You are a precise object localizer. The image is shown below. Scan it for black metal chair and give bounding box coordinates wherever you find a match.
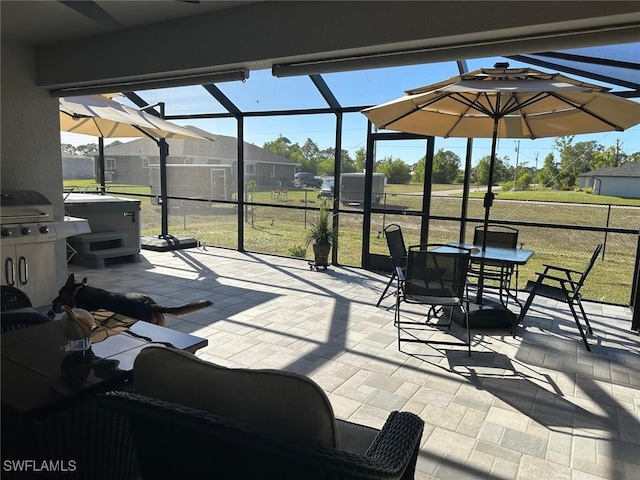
[466,225,519,306]
[376,224,408,307]
[395,244,472,356]
[0,285,49,333]
[516,243,603,351]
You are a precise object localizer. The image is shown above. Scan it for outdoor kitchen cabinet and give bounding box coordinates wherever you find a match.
[2,236,56,308]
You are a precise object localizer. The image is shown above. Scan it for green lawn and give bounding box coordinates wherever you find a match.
[470,187,640,206]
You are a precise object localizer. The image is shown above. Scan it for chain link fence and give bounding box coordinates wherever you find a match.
[64,185,639,305]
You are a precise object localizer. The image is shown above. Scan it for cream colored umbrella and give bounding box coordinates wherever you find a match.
[362,64,640,250]
[60,94,203,140]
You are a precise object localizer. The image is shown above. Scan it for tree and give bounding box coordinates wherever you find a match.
[263,135,305,166]
[376,156,411,184]
[301,138,321,173]
[475,155,509,185]
[412,150,461,183]
[316,147,356,176]
[592,141,628,170]
[61,143,77,154]
[432,149,461,183]
[555,136,602,188]
[75,143,98,156]
[61,143,98,156]
[628,151,640,164]
[537,152,560,188]
[411,157,425,183]
[354,147,366,173]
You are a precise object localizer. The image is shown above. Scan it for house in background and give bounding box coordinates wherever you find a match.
[578,162,640,199]
[95,127,299,201]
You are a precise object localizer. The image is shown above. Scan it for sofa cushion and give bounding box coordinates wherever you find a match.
[134,346,339,448]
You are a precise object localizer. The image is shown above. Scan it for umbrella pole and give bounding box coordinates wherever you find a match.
[482,111,501,252]
[158,138,169,238]
[477,107,500,304]
[98,138,106,195]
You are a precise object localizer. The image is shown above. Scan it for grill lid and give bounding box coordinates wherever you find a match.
[1,190,54,224]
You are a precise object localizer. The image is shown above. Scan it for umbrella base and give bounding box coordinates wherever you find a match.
[448,298,516,329]
[141,235,198,252]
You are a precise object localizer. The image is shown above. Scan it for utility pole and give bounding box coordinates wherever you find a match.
[512,140,520,191]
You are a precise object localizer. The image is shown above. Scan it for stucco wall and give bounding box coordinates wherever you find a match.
[1,40,68,298]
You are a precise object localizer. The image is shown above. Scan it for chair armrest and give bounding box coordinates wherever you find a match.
[534,272,579,289]
[365,411,424,477]
[541,264,582,276]
[396,266,406,281]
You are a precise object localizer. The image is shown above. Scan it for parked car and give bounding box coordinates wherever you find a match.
[318,177,335,198]
[293,172,323,188]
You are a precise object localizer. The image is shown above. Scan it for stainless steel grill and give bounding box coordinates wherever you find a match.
[1,190,57,307]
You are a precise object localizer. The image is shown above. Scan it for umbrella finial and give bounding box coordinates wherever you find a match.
[494,62,509,69]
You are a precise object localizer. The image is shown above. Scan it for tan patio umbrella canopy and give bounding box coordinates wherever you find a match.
[59,94,203,140]
[362,67,640,140]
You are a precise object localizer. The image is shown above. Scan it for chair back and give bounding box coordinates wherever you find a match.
[1,285,33,311]
[473,225,518,249]
[575,243,603,294]
[384,224,407,270]
[404,244,470,300]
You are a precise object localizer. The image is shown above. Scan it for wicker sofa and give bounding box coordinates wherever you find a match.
[97,346,424,480]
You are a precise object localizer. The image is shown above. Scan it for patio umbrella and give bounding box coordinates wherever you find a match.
[59,94,203,140]
[362,63,640,251]
[60,94,206,239]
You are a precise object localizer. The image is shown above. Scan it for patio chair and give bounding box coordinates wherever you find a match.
[466,225,519,306]
[515,243,603,351]
[97,346,424,480]
[0,285,49,333]
[395,244,472,356]
[376,224,408,307]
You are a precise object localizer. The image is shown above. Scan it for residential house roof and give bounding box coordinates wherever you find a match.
[578,162,640,178]
[102,127,299,166]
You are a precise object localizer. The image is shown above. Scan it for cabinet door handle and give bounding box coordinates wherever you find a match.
[5,257,15,286]
[18,256,28,286]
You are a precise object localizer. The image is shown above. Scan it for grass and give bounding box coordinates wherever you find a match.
[470,187,640,206]
[64,180,639,304]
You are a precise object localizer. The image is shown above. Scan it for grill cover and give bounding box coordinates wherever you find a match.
[1,190,54,224]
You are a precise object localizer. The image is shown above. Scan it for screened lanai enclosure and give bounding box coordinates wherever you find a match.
[62,44,640,307]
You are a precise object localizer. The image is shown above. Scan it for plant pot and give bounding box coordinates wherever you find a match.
[312,242,331,266]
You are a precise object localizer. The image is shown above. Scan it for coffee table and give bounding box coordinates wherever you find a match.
[1,312,208,418]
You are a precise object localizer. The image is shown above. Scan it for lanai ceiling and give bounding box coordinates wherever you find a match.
[2,1,639,98]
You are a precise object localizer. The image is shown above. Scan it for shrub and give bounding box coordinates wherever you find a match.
[287,244,307,258]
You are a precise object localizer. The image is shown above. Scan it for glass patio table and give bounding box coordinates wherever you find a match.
[437,243,534,329]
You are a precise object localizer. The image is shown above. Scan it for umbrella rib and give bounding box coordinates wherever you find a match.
[499,92,551,138]
[449,93,496,117]
[444,93,494,137]
[546,91,626,131]
[377,91,453,129]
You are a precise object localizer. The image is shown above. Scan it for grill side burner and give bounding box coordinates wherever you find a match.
[1,190,57,308]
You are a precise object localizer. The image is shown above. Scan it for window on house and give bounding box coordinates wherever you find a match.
[245,164,255,175]
[105,158,116,171]
[141,156,150,168]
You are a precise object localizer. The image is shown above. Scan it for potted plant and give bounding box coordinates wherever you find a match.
[305,201,336,268]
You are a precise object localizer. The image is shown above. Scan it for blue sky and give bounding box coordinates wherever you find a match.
[61,52,640,169]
